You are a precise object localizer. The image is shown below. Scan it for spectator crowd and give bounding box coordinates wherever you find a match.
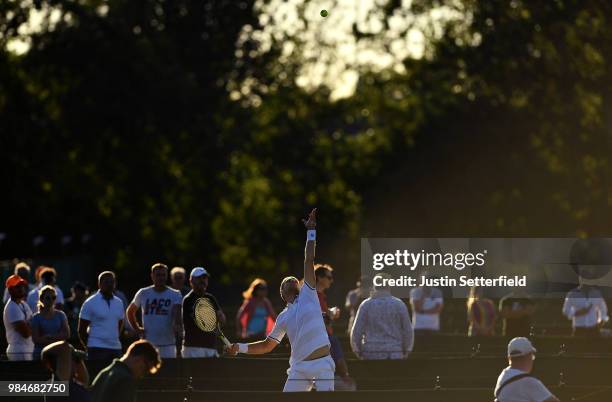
[1,259,610,402]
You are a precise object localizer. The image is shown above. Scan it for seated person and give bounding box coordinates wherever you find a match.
[41,341,91,402]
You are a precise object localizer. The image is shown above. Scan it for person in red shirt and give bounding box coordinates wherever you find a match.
[315,264,354,389]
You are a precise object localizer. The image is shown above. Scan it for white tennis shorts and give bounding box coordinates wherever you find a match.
[283,355,335,392]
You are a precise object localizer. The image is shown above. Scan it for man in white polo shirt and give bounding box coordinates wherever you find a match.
[228,208,334,392]
[78,271,125,360]
[562,283,609,337]
[3,274,34,360]
[127,263,183,358]
[494,337,559,402]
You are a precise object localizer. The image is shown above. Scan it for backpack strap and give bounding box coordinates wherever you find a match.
[494,373,534,401]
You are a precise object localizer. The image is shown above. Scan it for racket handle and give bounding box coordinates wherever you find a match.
[220,336,231,347]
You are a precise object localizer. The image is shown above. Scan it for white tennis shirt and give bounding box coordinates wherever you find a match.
[268,282,330,366]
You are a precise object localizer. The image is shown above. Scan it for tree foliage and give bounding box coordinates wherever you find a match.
[2,0,611,289]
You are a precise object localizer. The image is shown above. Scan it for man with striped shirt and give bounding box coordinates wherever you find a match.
[228,208,334,391]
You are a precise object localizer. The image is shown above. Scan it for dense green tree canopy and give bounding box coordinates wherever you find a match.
[1,0,611,290]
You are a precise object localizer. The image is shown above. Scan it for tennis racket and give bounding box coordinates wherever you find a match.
[193,297,231,347]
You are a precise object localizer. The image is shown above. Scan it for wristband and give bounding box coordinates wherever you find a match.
[238,343,248,354]
[307,230,316,241]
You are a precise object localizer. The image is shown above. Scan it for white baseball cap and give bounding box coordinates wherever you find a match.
[507,337,537,357]
[190,267,209,278]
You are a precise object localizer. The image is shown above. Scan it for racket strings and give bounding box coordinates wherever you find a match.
[194,298,217,332]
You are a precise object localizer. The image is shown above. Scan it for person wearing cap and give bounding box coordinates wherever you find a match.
[181,266,226,358]
[2,262,35,304]
[3,274,35,360]
[126,263,183,358]
[493,337,559,402]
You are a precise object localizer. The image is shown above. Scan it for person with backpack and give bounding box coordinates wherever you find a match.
[493,337,559,402]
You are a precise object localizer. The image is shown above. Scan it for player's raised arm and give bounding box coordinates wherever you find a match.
[302,208,317,288]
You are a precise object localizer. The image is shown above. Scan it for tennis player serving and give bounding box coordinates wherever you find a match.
[228,208,335,391]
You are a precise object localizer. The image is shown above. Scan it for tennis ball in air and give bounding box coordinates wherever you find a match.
[320,10,328,17]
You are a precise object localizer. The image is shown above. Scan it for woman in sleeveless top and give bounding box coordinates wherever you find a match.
[236,278,276,339]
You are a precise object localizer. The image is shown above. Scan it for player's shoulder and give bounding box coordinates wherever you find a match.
[275,307,290,321]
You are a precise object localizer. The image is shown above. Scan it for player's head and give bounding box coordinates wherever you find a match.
[190,267,209,294]
[314,264,334,290]
[98,271,116,295]
[280,276,299,303]
[507,337,536,372]
[150,263,169,287]
[124,340,161,379]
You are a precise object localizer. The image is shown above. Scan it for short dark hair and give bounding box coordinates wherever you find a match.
[127,340,161,371]
[314,264,333,279]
